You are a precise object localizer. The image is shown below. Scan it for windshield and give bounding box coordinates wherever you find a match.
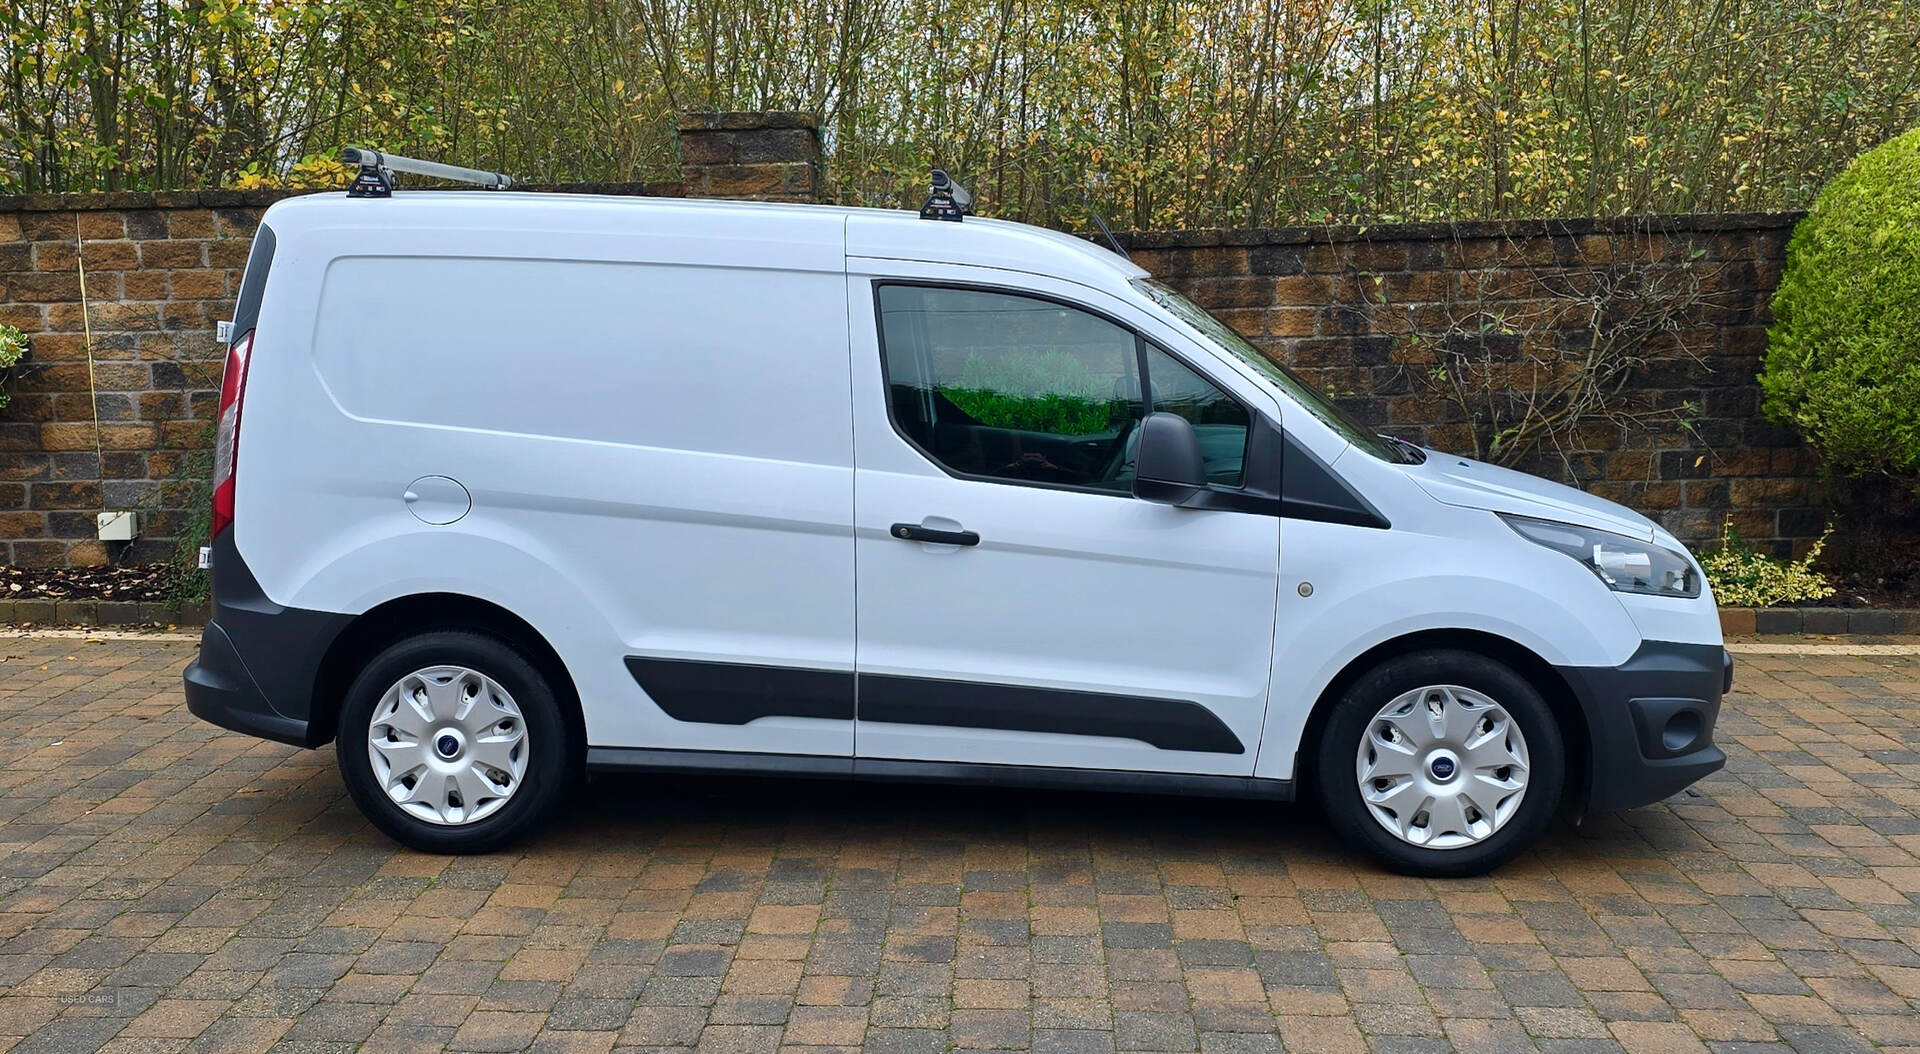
[1133,279,1410,464]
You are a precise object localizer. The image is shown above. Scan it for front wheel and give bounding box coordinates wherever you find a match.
[336,630,577,853]
[1315,649,1564,877]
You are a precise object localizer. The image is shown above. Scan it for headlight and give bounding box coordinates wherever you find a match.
[1500,514,1700,598]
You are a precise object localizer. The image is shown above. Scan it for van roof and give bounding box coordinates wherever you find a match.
[260,191,1150,295]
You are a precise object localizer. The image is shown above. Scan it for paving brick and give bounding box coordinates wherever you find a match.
[0,639,1917,1054]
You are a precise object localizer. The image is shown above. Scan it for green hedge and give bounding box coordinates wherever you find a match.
[942,351,1118,435]
[1763,127,1920,485]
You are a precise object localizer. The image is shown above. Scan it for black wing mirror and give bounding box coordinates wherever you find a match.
[1132,412,1207,505]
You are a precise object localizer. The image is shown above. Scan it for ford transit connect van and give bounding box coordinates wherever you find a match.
[185,179,1730,876]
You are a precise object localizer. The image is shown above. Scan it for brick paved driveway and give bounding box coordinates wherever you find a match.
[3,635,1919,1054]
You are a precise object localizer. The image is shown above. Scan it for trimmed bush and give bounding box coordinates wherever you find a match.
[1762,126,1920,484]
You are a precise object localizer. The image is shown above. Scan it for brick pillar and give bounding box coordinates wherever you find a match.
[676,112,823,203]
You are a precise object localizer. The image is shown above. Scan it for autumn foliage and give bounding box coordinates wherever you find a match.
[4,0,1919,229]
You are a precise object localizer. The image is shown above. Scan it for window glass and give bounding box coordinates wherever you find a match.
[1142,344,1249,486]
[876,284,1254,493]
[877,285,1145,490]
[1133,278,1406,463]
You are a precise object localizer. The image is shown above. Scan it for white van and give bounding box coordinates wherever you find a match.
[186,173,1730,877]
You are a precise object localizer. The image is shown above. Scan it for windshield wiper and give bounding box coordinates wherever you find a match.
[1380,434,1428,464]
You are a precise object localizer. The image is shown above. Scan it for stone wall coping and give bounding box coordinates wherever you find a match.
[1115,211,1805,250]
[676,111,819,132]
[2,179,1801,247]
[0,181,680,213]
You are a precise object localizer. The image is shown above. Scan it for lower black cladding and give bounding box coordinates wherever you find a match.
[622,657,855,723]
[857,673,1244,754]
[624,657,1246,754]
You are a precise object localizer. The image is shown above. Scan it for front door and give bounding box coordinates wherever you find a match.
[849,271,1281,776]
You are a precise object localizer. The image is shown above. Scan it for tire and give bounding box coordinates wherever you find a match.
[336,630,578,853]
[1315,649,1564,878]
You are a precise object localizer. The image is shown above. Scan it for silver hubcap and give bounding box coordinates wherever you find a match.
[367,665,529,826]
[1355,684,1530,849]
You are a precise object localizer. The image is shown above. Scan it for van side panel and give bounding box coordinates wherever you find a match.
[235,204,855,755]
[309,256,849,463]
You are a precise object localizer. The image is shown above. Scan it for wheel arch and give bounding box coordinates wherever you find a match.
[310,592,585,758]
[1292,628,1590,812]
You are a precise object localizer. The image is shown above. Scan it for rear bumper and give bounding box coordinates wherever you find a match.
[186,621,313,746]
[1556,641,1730,813]
[182,531,351,749]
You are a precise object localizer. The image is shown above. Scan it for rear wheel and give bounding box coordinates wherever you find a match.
[1315,649,1563,877]
[336,630,577,853]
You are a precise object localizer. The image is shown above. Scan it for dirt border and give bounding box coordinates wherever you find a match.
[3,597,1916,636]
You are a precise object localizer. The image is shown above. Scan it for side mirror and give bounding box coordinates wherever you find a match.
[1132,412,1207,505]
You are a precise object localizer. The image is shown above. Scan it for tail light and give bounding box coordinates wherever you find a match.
[210,330,254,540]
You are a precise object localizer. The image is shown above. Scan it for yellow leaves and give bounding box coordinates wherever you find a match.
[7,0,1920,217]
[228,156,351,191]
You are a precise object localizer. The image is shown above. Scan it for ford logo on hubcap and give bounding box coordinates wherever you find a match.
[1430,757,1456,780]
[436,735,460,759]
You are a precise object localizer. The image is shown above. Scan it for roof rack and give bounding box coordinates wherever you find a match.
[342,148,515,198]
[919,170,973,221]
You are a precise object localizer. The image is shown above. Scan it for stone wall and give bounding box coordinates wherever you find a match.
[1125,214,1814,553]
[1,114,1816,567]
[0,113,822,567]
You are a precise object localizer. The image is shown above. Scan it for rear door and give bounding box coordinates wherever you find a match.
[848,264,1282,776]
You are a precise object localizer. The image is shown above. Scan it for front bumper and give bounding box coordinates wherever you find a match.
[1556,641,1730,812]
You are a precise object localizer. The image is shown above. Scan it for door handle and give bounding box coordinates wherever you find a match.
[890,522,980,546]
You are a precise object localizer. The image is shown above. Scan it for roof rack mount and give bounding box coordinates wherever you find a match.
[919,170,973,221]
[342,148,515,198]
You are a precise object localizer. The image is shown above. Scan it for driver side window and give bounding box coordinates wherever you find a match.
[875,283,1250,492]
[877,284,1146,491]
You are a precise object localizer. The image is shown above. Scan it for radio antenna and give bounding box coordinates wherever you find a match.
[1077,180,1129,260]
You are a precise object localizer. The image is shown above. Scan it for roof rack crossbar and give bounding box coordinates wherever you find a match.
[342,148,514,197]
